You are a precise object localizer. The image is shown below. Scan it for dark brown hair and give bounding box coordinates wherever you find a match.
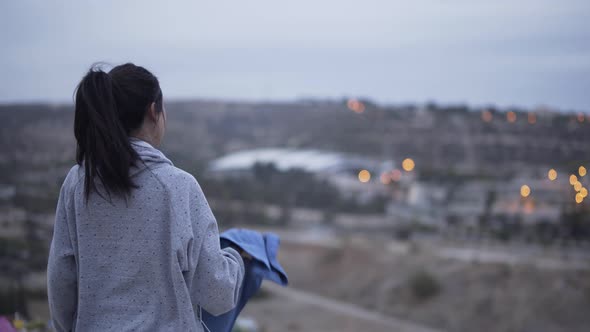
[74,63,163,201]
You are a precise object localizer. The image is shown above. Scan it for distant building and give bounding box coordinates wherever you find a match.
[444,178,568,227]
[446,181,493,227]
[491,179,566,225]
[209,148,391,174]
[208,148,395,203]
[387,181,447,226]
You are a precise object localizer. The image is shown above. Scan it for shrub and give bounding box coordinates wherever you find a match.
[409,270,441,301]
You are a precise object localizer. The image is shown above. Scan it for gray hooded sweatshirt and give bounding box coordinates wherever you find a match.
[47,138,244,332]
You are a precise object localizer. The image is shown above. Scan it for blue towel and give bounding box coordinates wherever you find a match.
[201,229,288,332]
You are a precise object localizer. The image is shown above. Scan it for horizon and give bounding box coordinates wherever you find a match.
[0,96,586,114]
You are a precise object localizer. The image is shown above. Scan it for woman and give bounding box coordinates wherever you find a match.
[47,63,244,331]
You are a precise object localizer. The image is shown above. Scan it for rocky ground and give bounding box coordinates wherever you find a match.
[240,231,590,332]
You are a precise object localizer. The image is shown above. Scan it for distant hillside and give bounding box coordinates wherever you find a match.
[1,100,589,209]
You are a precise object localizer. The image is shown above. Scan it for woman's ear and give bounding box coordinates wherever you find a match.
[147,102,158,123]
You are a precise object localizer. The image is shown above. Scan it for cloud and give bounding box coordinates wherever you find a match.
[0,0,589,110]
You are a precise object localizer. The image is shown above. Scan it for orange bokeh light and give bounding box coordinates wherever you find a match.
[402,158,415,172]
[347,99,365,114]
[507,111,517,123]
[520,185,531,198]
[358,169,371,183]
[528,113,536,124]
[390,169,402,181]
[481,110,493,123]
[380,172,391,185]
[547,169,557,181]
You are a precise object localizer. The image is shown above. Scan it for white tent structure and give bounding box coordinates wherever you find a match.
[209,148,393,176]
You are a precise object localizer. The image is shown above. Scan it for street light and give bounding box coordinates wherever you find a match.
[402,158,415,172]
[548,169,557,181]
[358,169,371,183]
[520,185,531,198]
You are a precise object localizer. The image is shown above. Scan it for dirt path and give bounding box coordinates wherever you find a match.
[257,283,444,332]
[242,227,590,332]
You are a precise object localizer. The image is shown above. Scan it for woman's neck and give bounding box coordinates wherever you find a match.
[129,131,159,148]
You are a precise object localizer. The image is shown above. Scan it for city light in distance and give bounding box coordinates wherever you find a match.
[507,111,517,123]
[481,110,492,123]
[347,99,365,114]
[375,169,403,184]
[523,200,535,214]
[522,167,588,204]
[402,158,415,172]
[577,113,585,123]
[520,185,531,198]
[380,172,391,185]
[390,169,402,182]
[547,169,557,181]
[528,113,536,124]
[358,169,371,183]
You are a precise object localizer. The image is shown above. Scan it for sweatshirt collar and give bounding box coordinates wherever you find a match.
[129,137,173,175]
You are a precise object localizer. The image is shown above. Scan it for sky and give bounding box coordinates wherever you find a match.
[1,0,589,111]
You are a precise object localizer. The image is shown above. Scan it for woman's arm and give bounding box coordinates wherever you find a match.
[47,183,78,332]
[186,179,245,316]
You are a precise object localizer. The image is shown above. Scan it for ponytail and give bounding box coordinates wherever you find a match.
[74,63,162,201]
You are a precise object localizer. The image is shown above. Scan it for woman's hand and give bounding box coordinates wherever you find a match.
[228,243,252,261]
[240,251,252,260]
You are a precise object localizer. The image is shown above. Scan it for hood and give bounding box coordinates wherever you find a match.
[129,137,173,176]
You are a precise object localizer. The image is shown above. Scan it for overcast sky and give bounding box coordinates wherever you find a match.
[1,0,589,111]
